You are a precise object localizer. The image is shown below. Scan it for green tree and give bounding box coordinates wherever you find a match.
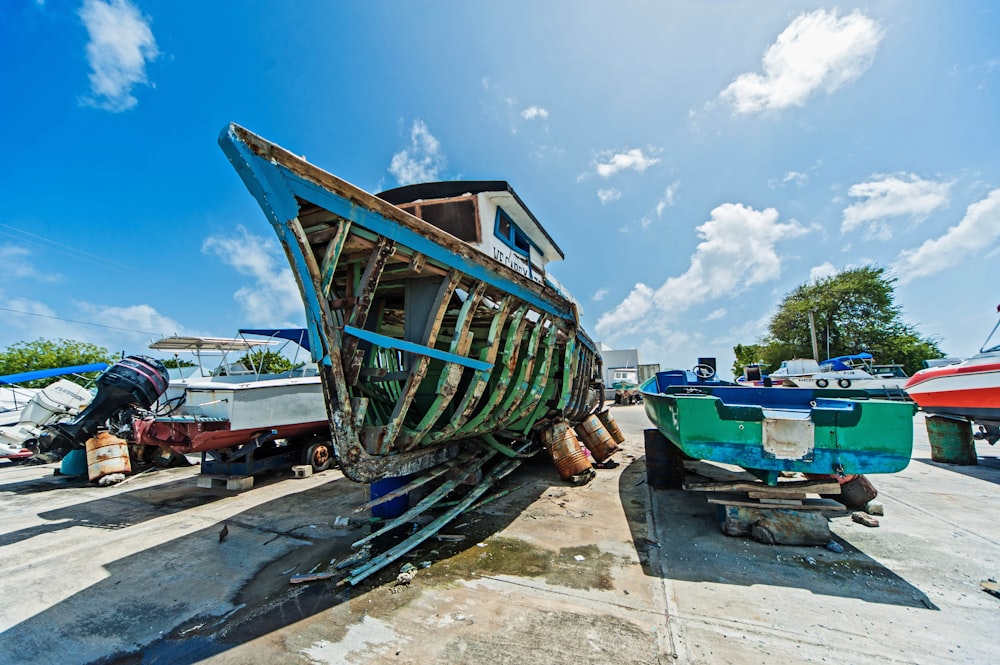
[738,266,943,376]
[732,343,764,377]
[0,338,117,388]
[238,349,294,375]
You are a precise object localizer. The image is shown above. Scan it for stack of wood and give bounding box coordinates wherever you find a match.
[683,478,847,545]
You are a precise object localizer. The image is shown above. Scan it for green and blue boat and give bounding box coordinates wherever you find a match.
[641,370,915,485]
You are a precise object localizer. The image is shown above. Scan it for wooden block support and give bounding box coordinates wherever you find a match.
[226,475,254,492]
[718,504,832,545]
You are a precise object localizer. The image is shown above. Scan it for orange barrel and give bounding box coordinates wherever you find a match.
[574,414,619,463]
[596,409,625,445]
[541,420,592,480]
[85,432,132,482]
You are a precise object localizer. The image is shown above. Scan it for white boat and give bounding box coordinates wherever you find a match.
[783,353,909,397]
[0,364,109,460]
[905,311,1000,437]
[133,329,330,457]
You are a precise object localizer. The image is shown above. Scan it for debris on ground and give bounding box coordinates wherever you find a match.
[865,501,884,516]
[825,540,845,553]
[981,579,1000,599]
[852,511,880,528]
[394,563,416,589]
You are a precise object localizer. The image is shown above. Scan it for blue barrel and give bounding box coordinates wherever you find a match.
[369,475,411,518]
[59,448,88,477]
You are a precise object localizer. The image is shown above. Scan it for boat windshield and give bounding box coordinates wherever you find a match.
[981,317,1000,353]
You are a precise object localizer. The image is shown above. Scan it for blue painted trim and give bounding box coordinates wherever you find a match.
[219,126,337,363]
[343,325,493,371]
[0,363,109,385]
[493,207,534,257]
[277,165,575,322]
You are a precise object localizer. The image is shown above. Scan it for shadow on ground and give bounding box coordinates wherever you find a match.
[0,457,556,665]
[913,455,1000,485]
[620,457,938,610]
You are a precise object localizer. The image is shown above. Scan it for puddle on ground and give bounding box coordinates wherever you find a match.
[422,536,620,591]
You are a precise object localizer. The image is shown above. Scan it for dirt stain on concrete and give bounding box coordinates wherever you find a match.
[422,536,621,591]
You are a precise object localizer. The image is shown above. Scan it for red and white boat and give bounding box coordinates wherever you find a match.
[905,308,1000,437]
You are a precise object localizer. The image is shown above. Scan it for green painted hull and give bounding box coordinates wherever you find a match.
[640,377,914,483]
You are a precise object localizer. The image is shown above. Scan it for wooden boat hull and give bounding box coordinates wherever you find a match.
[220,124,602,482]
[640,377,914,483]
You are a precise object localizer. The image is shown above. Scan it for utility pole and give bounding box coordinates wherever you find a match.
[808,310,819,361]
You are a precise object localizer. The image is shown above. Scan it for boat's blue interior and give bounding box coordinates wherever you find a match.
[652,370,858,411]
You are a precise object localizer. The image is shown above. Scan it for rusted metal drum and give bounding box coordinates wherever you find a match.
[595,409,625,445]
[574,414,619,463]
[925,415,978,465]
[85,432,131,482]
[541,420,592,481]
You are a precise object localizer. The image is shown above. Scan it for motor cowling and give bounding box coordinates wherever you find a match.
[39,356,169,456]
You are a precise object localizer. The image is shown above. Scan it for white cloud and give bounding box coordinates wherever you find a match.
[597,188,621,204]
[521,106,549,120]
[78,0,159,112]
[202,226,303,325]
[655,181,680,217]
[0,297,186,353]
[842,173,952,239]
[0,245,52,281]
[389,119,446,185]
[809,261,838,282]
[592,288,609,302]
[893,188,1000,284]
[720,9,883,114]
[597,203,806,337]
[769,171,808,188]
[705,308,727,321]
[594,148,660,178]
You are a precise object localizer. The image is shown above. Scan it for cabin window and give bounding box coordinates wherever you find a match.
[417,199,479,242]
[494,208,533,257]
[397,199,479,242]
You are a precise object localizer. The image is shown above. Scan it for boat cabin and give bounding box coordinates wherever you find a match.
[377,181,564,284]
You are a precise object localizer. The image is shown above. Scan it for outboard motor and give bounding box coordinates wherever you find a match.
[39,356,169,457]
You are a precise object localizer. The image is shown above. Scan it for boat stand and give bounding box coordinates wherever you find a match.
[197,431,320,489]
[684,477,847,546]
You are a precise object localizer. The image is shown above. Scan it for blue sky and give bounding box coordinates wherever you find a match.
[2,1,999,378]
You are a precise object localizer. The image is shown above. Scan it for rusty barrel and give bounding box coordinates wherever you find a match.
[574,414,619,463]
[821,474,879,509]
[596,409,625,445]
[541,420,592,481]
[925,415,978,465]
[85,431,131,482]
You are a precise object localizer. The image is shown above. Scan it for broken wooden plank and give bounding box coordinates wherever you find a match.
[851,511,880,527]
[706,494,846,511]
[748,491,808,500]
[684,479,841,495]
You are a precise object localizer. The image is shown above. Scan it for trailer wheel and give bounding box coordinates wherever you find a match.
[304,441,332,472]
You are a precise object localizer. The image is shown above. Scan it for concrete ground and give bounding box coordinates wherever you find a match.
[0,407,997,664]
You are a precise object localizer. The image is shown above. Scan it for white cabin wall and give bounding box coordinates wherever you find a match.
[476,193,542,283]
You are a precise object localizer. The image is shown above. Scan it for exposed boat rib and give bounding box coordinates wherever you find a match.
[343,455,522,586]
[350,448,499,551]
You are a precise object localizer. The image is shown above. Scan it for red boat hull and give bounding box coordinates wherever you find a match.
[904,357,1000,424]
